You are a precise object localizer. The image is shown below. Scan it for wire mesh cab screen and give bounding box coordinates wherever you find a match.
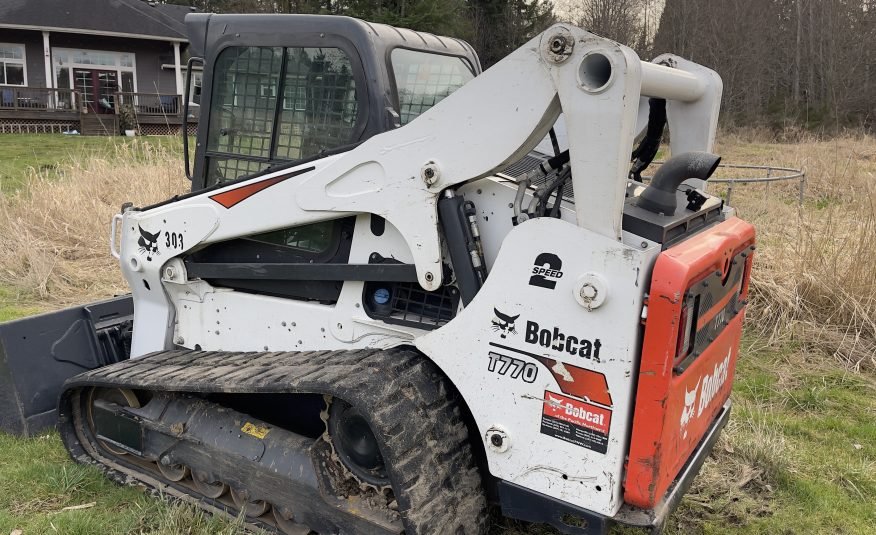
[390,49,475,125]
[205,46,360,185]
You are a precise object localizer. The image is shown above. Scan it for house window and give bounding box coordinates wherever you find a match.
[52,48,137,91]
[53,48,137,113]
[0,43,27,86]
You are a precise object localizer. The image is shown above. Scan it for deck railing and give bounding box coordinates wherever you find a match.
[0,87,79,112]
[115,92,182,117]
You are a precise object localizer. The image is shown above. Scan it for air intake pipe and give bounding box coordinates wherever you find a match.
[637,152,721,215]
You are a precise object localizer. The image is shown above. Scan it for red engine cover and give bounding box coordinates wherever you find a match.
[624,217,755,509]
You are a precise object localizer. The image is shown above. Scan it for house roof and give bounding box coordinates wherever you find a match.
[0,0,198,42]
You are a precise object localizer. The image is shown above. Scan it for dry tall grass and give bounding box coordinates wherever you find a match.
[0,140,187,308]
[715,134,876,372]
[1,134,873,373]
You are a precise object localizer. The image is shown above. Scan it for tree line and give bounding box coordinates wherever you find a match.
[167,0,875,131]
[652,0,875,131]
[164,0,553,68]
[562,0,875,131]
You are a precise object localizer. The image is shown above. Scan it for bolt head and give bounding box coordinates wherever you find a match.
[421,161,440,185]
[544,29,574,63]
[549,36,567,54]
[486,426,510,452]
[580,283,597,300]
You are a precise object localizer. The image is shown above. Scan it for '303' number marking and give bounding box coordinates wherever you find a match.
[488,352,538,383]
[165,231,184,250]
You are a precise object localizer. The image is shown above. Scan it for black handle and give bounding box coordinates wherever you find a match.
[182,56,204,181]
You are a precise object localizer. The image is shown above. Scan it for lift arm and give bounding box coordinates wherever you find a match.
[117,24,721,357]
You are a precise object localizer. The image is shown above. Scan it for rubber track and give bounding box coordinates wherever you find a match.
[60,348,488,534]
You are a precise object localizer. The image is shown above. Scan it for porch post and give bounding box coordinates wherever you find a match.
[173,41,183,99]
[42,31,52,88]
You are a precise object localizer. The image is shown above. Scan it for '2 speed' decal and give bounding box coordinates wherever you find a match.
[529,252,564,290]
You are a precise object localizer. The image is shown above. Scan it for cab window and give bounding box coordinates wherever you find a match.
[390,49,475,125]
[206,46,360,186]
[250,219,338,254]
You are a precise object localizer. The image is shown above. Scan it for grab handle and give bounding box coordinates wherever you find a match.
[110,213,123,260]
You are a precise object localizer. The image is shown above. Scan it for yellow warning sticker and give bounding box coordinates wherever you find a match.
[241,422,270,439]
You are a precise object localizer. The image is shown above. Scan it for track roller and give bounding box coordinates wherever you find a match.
[230,487,270,518]
[273,506,311,535]
[191,470,228,499]
[157,458,190,482]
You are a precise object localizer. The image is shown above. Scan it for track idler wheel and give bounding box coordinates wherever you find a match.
[86,387,140,456]
[191,470,228,499]
[273,506,310,535]
[230,487,270,518]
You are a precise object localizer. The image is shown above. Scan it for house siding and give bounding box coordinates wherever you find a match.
[0,22,194,135]
[0,29,185,94]
[1,29,46,87]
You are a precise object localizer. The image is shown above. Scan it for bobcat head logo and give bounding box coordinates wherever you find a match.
[679,379,699,439]
[137,225,161,262]
[491,308,519,339]
[546,393,564,408]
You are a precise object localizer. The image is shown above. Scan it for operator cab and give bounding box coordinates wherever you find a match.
[185,13,481,189]
[181,14,484,308]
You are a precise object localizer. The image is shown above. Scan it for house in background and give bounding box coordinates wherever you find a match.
[0,0,200,135]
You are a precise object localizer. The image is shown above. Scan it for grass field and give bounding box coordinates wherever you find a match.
[0,133,874,534]
[0,135,186,194]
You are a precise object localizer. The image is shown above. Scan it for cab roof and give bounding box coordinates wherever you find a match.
[185,13,481,73]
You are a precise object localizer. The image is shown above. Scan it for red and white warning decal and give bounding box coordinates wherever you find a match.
[540,390,612,454]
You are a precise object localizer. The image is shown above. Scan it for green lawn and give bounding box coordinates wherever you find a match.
[663,341,876,535]
[0,432,244,535]
[0,133,236,534]
[0,134,184,193]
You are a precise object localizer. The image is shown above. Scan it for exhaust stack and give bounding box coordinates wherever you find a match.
[637,152,721,215]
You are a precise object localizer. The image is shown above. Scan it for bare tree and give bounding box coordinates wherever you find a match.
[555,0,645,48]
[652,0,876,131]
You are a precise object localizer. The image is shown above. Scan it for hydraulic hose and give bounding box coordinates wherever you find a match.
[630,98,667,182]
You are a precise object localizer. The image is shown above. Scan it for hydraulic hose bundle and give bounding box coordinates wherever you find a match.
[513,149,571,223]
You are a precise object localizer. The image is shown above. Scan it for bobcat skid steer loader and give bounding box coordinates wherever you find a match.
[0,14,755,535]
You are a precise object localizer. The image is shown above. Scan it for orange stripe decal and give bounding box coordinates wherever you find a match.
[489,342,613,407]
[209,166,314,209]
[532,354,613,407]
